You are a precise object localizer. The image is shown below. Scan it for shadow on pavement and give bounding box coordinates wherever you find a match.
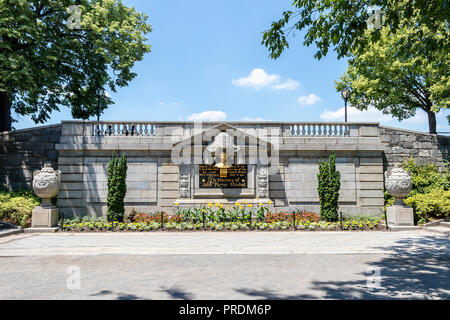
[159,286,193,300]
[91,290,145,300]
[235,235,450,300]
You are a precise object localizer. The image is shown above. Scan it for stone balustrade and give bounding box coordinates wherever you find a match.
[79,121,377,138]
[93,122,157,137]
[289,123,350,137]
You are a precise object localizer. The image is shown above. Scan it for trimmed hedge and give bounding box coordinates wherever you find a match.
[317,152,341,222]
[107,153,128,222]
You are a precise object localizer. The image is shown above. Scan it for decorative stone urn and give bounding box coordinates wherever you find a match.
[384,165,414,226]
[385,165,412,204]
[31,163,61,228]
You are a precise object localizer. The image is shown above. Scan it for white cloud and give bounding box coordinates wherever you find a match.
[232,68,299,90]
[298,94,322,106]
[402,112,428,124]
[320,106,390,122]
[241,117,272,121]
[319,105,431,123]
[187,110,227,121]
[272,79,300,90]
[160,101,180,107]
[232,68,279,89]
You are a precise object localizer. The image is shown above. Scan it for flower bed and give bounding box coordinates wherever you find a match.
[61,211,385,232]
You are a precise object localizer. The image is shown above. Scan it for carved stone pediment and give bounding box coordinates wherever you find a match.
[173,123,273,150]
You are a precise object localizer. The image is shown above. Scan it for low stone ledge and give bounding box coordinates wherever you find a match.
[24,227,60,234]
[0,229,23,238]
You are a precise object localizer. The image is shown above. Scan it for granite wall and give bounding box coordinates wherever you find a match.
[379,126,449,172]
[0,124,62,191]
[1,121,449,217]
[54,121,386,217]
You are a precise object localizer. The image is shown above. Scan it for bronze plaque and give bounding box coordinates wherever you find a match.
[199,165,247,188]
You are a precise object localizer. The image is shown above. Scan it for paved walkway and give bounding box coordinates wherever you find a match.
[0,231,448,299]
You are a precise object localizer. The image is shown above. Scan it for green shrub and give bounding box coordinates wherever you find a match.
[384,190,394,208]
[404,189,450,225]
[317,152,341,222]
[402,157,448,196]
[106,153,128,222]
[0,190,39,228]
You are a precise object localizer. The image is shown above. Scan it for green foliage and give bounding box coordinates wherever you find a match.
[106,153,127,222]
[402,157,448,196]
[0,190,39,228]
[335,15,448,133]
[62,213,383,232]
[263,1,448,133]
[0,0,151,127]
[317,152,341,222]
[399,158,450,224]
[384,190,394,208]
[404,189,450,225]
[262,1,447,60]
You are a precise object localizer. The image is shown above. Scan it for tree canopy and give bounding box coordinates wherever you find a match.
[0,0,152,131]
[335,17,449,133]
[262,0,449,60]
[262,0,449,133]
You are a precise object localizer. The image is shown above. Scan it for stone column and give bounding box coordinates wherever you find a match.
[31,163,61,228]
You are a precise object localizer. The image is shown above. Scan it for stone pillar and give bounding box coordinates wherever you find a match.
[385,165,414,226]
[257,164,269,199]
[178,164,191,198]
[31,163,61,228]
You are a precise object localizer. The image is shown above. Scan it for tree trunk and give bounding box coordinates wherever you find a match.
[0,91,12,132]
[427,110,437,134]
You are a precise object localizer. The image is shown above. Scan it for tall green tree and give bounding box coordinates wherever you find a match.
[262,0,448,60]
[262,0,448,133]
[317,152,341,222]
[0,0,151,132]
[107,153,127,222]
[335,19,449,134]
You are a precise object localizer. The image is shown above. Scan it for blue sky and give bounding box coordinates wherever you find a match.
[14,0,450,132]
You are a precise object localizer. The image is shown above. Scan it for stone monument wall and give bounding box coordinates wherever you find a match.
[0,124,62,191]
[379,125,449,172]
[54,121,386,217]
[2,121,449,219]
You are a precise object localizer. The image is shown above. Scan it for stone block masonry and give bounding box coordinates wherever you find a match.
[53,121,386,217]
[0,124,62,191]
[1,120,448,219]
[379,126,449,172]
